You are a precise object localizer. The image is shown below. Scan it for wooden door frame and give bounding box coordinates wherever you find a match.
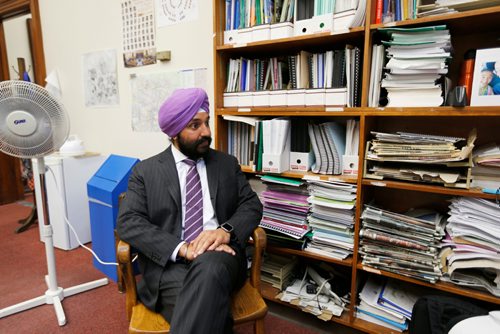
[0,0,47,204]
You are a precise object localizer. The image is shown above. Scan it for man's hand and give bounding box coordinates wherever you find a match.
[190,229,234,258]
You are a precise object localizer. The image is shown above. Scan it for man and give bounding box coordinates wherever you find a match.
[117,88,263,333]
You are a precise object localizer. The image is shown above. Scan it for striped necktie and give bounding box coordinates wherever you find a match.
[183,159,203,242]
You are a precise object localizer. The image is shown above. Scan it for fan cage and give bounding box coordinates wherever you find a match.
[0,80,69,158]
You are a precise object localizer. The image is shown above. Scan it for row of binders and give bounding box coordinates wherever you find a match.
[223,115,359,175]
[224,45,362,107]
[224,0,366,44]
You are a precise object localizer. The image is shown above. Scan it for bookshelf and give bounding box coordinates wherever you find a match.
[213,1,500,333]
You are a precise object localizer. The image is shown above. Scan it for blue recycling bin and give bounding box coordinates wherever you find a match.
[87,154,140,281]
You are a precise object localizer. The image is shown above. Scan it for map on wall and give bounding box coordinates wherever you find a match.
[155,0,198,27]
[121,0,157,67]
[82,49,119,107]
[130,68,207,132]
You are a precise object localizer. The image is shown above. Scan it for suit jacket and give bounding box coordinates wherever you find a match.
[117,146,263,311]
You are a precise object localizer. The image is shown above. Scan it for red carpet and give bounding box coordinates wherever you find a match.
[0,195,324,333]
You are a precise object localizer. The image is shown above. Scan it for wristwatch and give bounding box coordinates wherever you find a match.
[219,222,234,234]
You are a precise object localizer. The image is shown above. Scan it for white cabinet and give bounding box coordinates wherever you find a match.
[32,154,107,250]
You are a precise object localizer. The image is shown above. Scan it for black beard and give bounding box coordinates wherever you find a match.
[177,135,212,160]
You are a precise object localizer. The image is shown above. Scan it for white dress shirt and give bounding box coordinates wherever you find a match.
[170,144,218,261]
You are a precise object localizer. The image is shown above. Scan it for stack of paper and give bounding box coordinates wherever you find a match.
[365,130,476,188]
[258,175,311,240]
[440,197,500,296]
[360,205,446,283]
[308,121,346,175]
[378,25,451,107]
[357,277,425,331]
[367,131,474,164]
[261,253,298,291]
[471,143,500,193]
[304,176,357,260]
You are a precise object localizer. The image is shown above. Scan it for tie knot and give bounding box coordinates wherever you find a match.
[184,159,196,167]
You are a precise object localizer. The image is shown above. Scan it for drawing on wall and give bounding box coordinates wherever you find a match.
[122,0,156,67]
[82,49,119,107]
[130,68,207,132]
[155,0,198,27]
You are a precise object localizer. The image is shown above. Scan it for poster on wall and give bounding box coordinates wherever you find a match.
[155,0,198,27]
[82,49,119,107]
[130,68,207,132]
[121,0,157,67]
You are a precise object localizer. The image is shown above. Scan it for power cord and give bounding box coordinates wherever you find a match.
[46,165,119,266]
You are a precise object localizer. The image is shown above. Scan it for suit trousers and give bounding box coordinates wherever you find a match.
[157,248,246,334]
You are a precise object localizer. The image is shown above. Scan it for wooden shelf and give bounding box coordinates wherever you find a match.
[215,1,500,332]
[216,27,365,56]
[369,6,500,34]
[262,282,407,334]
[216,106,362,116]
[216,106,500,117]
[358,264,500,305]
[361,179,498,200]
[240,165,358,183]
[266,245,353,267]
[361,106,500,116]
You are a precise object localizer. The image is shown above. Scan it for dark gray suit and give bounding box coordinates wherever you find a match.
[117,146,262,333]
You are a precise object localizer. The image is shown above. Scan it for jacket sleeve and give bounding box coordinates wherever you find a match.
[116,163,181,268]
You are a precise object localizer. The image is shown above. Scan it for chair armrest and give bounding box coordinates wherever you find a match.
[117,239,138,321]
[249,227,267,292]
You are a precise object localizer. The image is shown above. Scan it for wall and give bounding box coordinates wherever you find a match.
[38,0,214,160]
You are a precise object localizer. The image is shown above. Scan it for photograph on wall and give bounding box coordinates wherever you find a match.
[130,68,207,132]
[82,49,119,107]
[470,47,500,106]
[155,0,198,27]
[121,0,157,67]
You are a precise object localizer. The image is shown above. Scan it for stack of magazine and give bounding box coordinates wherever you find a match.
[440,197,500,296]
[258,175,310,249]
[304,176,357,260]
[359,205,447,283]
[365,130,476,189]
[357,276,425,332]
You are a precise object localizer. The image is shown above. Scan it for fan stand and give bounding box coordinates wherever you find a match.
[0,158,109,326]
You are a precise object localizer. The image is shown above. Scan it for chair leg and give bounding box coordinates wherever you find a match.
[254,319,265,334]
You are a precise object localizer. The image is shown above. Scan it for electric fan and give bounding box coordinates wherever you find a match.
[0,80,108,326]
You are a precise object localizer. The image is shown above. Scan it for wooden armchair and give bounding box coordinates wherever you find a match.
[117,227,268,334]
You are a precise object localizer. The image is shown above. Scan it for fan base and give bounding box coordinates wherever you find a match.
[0,275,108,326]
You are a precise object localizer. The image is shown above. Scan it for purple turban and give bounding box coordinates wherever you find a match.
[158,88,209,137]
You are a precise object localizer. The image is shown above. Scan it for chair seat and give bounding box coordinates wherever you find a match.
[129,303,170,334]
[232,281,268,324]
[128,280,267,333]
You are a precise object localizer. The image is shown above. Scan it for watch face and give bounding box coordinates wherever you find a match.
[221,223,233,233]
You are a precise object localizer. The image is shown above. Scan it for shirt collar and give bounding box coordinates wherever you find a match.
[171,144,203,164]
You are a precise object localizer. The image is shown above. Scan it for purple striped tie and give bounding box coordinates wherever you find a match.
[183,159,203,242]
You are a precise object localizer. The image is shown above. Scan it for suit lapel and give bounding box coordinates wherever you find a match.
[158,147,181,209]
[205,150,219,211]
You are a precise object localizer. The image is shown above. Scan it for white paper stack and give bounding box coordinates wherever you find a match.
[378,25,452,107]
[304,177,357,260]
[441,197,500,296]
